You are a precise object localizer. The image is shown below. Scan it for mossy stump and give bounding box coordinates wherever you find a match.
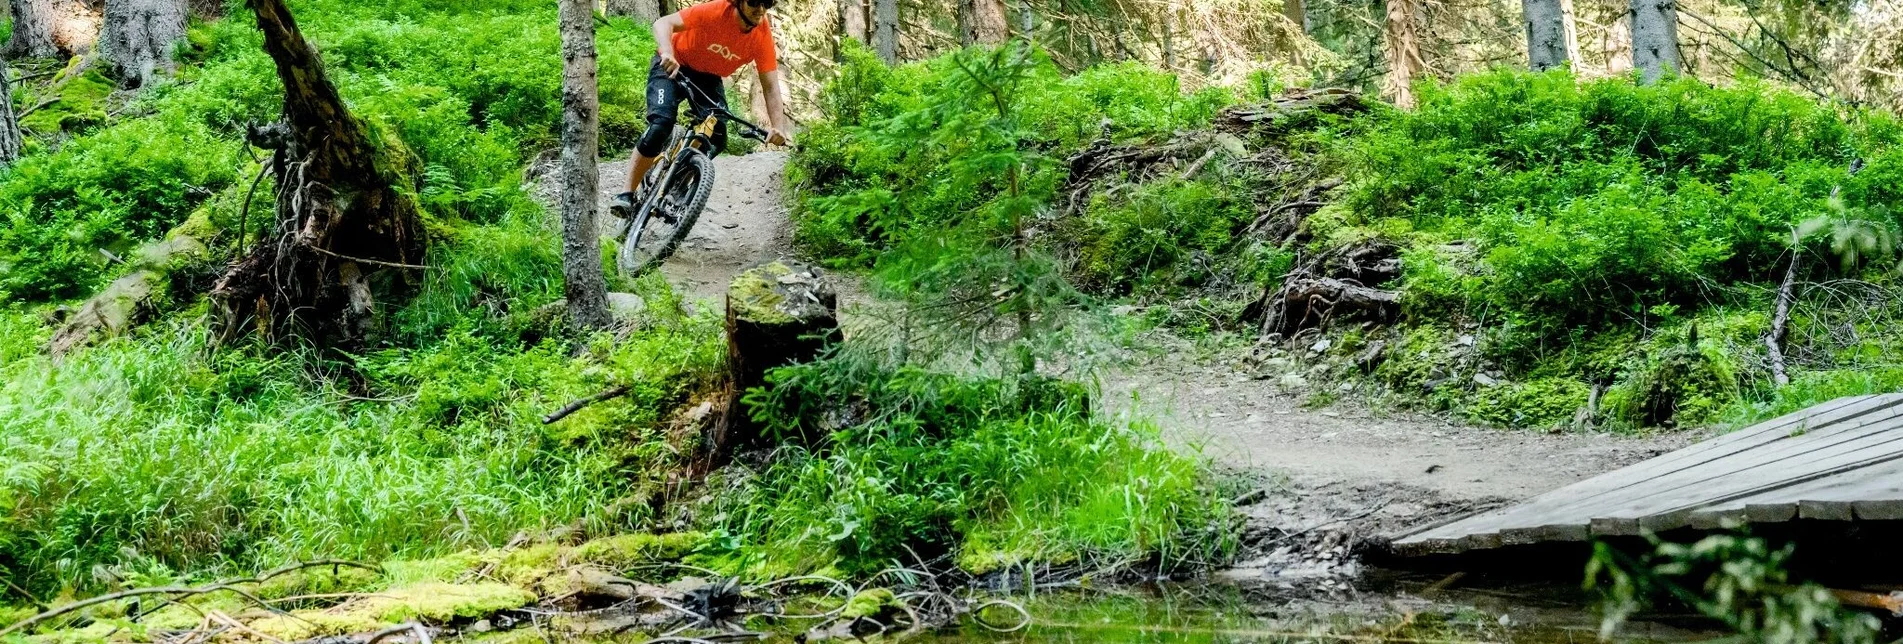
[710,260,840,459]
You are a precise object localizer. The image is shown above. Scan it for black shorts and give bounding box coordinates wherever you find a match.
[637,54,728,157]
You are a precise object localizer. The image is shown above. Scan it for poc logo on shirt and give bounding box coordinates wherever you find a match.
[707,43,741,61]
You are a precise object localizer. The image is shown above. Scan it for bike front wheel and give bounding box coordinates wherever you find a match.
[619,149,715,276]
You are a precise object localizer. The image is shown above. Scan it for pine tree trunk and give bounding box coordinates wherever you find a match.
[1382,0,1424,109]
[0,65,21,164]
[1628,0,1678,83]
[1524,0,1568,71]
[972,0,1009,44]
[560,0,612,331]
[872,0,898,64]
[100,0,186,87]
[5,0,102,59]
[211,0,425,348]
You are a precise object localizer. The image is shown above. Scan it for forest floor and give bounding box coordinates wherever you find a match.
[585,148,1699,583]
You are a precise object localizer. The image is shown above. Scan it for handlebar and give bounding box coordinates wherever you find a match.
[675,76,772,143]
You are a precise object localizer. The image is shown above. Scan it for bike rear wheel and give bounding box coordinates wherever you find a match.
[619,149,715,276]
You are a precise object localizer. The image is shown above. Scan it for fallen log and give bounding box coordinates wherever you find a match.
[47,211,217,355]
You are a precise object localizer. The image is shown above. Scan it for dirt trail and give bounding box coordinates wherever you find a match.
[578,149,1693,563]
[595,150,797,301]
[1105,352,1696,564]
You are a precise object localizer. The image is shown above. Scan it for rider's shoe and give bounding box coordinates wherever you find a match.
[609,191,636,219]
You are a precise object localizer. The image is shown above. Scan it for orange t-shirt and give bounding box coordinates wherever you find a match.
[671,1,779,78]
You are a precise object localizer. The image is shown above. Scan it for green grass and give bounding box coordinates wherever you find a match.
[0,272,723,594]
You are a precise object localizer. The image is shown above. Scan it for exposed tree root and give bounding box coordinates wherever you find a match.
[1249,239,1403,339]
[211,0,425,349]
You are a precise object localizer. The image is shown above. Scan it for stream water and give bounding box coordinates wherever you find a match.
[883,568,1724,643]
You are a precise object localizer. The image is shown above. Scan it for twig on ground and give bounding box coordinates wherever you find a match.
[543,385,632,424]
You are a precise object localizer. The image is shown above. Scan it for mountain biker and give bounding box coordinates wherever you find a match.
[613,0,793,214]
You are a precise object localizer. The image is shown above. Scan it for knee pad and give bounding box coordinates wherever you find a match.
[636,118,675,157]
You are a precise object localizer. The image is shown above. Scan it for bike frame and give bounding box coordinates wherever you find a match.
[627,78,770,227]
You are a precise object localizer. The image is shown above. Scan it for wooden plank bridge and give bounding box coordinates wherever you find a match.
[1391,394,1903,557]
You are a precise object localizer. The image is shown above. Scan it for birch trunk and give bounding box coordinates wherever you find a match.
[1628,0,1678,83]
[1382,0,1425,109]
[100,0,186,87]
[871,0,898,64]
[559,0,612,331]
[1523,0,1568,70]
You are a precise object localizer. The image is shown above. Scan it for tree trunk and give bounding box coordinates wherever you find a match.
[1558,0,1581,66]
[211,0,425,348]
[1628,0,1678,83]
[871,0,897,64]
[559,0,612,331]
[708,261,839,462]
[1017,0,1032,39]
[604,0,661,24]
[5,0,102,59]
[972,0,1009,44]
[100,0,186,87]
[1382,0,1425,109]
[837,0,867,60]
[1524,0,1568,71]
[0,65,21,164]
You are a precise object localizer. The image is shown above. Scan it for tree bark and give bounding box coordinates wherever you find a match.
[1558,0,1581,66]
[559,0,612,331]
[1628,0,1678,83]
[0,65,21,164]
[1017,0,1032,39]
[871,0,898,64]
[837,0,867,60]
[211,0,425,348]
[1382,0,1425,109]
[707,261,839,463]
[971,0,1009,44]
[1524,0,1568,71]
[5,0,102,59]
[604,0,661,24]
[100,0,186,87]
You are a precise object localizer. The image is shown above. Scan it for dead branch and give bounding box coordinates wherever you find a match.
[543,385,632,424]
[1765,247,1800,387]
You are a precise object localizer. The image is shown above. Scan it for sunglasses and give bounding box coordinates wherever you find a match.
[744,0,775,9]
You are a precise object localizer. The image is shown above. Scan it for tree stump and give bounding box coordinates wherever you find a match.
[708,260,840,460]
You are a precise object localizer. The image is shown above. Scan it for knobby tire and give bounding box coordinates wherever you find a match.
[619,149,715,276]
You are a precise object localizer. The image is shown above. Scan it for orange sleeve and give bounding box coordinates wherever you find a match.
[755,27,779,74]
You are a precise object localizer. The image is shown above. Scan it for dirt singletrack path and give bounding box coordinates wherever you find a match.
[578,149,1693,548]
[595,150,797,301]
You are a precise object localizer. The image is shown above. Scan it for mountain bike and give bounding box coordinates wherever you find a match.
[611,79,772,276]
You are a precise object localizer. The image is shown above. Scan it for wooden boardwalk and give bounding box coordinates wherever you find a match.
[1390,394,1903,557]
